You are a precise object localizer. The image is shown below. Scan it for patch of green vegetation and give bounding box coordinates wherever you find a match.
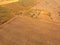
[0,6,14,25]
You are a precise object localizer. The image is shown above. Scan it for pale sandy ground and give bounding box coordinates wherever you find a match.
[0,16,60,45]
[32,0,60,23]
[0,0,19,5]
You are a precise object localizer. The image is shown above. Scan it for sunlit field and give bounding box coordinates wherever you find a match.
[0,0,19,5]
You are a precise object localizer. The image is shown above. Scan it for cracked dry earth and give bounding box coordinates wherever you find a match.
[0,16,60,45]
